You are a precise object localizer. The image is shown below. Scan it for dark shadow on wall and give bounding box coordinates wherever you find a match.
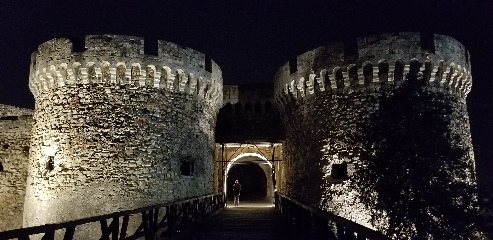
[215,101,283,142]
[354,79,486,238]
[280,101,326,207]
[227,162,267,201]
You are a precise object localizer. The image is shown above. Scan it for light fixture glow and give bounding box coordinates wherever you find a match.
[42,145,57,157]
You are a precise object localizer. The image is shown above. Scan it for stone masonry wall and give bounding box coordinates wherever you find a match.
[280,91,382,226]
[274,33,476,237]
[216,84,283,142]
[0,104,33,231]
[23,35,222,238]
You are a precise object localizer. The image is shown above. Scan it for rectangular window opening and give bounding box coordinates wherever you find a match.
[344,38,359,58]
[69,36,86,52]
[45,157,54,172]
[205,56,212,73]
[289,58,297,74]
[144,38,158,56]
[180,159,194,176]
[331,163,348,180]
[420,33,435,54]
[0,116,18,121]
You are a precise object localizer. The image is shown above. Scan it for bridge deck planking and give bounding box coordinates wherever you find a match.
[173,201,306,240]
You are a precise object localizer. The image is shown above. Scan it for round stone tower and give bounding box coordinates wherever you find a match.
[274,33,476,238]
[24,35,222,233]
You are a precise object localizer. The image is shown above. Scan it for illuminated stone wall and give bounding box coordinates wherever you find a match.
[0,104,33,231]
[274,32,476,237]
[23,35,222,237]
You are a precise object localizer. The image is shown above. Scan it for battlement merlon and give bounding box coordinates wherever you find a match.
[0,104,34,117]
[33,35,212,67]
[28,35,223,113]
[274,32,472,110]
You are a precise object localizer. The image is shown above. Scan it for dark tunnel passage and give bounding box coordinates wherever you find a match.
[227,162,267,202]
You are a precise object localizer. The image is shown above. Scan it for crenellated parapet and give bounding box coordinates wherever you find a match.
[274,33,472,112]
[29,35,223,113]
[275,58,472,109]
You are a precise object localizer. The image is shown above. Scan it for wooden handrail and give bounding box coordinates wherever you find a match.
[0,193,225,240]
[275,192,390,240]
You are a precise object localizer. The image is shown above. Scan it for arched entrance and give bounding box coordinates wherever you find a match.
[227,163,266,201]
[224,153,274,203]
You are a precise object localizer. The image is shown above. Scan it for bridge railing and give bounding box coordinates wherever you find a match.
[0,193,225,240]
[275,192,390,240]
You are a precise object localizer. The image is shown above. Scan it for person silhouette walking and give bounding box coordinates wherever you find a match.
[232,179,241,207]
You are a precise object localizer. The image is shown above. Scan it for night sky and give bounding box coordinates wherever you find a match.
[0,1,492,197]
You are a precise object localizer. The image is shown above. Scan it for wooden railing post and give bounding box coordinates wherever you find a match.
[143,209,158,240]
[170,204,177,237]
[41,229,55,240]
[120,215,129,240]
[183,201,190,229]
[151,208,159,238]
[63,226,76,240]
[201,199,206,218]
[100,219,110,240]
[109,217,119,240]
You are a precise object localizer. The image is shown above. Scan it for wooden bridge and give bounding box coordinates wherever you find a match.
[0,193,389,240]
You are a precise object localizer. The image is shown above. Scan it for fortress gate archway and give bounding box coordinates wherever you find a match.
[214,143,284,203]
[225,153,273,202]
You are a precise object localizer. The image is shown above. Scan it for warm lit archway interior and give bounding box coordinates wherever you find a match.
[224,153,274,204]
